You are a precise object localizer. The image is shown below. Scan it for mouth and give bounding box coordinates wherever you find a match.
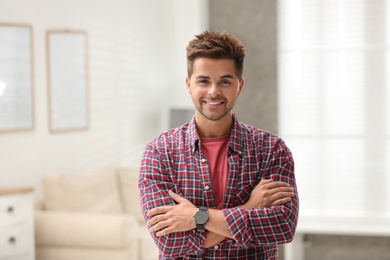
[203,100,224,105]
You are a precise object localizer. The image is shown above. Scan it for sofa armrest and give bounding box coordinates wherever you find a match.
[34,200,45,210]
[35,210,139,249]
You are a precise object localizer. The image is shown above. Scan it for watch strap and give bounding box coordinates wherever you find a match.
[194,206,209,232]
[199,206,208,211]
[196,222,206,232]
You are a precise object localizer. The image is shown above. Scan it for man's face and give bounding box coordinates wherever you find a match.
[186,58,244,122]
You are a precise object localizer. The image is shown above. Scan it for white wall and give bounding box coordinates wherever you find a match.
[171,0,209,108]
[0,0,208,198]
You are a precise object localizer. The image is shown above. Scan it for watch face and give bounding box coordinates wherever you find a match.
[195,210,208,224]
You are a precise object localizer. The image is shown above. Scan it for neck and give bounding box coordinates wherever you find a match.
[195,113,233,138]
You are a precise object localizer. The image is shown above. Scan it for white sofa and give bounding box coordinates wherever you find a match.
[34,167,158,260]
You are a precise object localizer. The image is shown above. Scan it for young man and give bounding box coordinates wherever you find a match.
[138,31,299,259]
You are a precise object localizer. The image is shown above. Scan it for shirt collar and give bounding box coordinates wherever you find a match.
[229,113,244,156]
[189,113,243,156]
[188,116,199,154]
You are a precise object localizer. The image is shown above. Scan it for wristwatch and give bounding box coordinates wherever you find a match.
[194,206,209,232]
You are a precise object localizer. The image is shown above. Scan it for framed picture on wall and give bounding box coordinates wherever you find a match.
[0,23,34,132]
[47,30,89,133]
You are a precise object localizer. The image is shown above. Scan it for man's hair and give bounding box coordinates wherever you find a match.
[186,31,245,79]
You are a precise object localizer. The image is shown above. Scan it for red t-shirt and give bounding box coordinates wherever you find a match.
[201,133,230,209]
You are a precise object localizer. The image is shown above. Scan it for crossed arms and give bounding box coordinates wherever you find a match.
[144,178,297,249]
[139,139,299,257]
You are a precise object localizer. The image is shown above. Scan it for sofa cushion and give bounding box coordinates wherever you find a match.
[116,168,145,223]
[35,211,139,249]
[43,168,123,213]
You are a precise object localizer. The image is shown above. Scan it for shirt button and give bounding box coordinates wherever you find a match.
[201,158,206,163]
[205,185,210,191]
[214,245,219,250]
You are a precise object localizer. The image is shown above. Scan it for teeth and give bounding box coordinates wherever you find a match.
[206,101,222,105]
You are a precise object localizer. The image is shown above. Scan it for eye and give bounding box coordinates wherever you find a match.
[219,79,231,86]
[197,79,209,85]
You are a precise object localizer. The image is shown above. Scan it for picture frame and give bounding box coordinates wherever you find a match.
[0,23,34,132]
[47,30,89,133]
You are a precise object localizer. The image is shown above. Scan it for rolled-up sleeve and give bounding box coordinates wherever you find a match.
[222,140,299,247]
[138,143,208,258]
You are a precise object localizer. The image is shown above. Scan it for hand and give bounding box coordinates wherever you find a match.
[242,179,295,209]
[147,190,197,237]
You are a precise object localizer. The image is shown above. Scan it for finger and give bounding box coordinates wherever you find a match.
[270,191,295,204]
[255,179,274,190]
[147,205,170,217]
[149,218,170,233]
[265,181,293,190]
[255,182,288,194]
[266,181,291,188]
[156,226,173,237]
[147,213,163,227]
[263,186,294,198]
[258,178,274,186]
[271,196,292,206]
[168,190,187,203]
[156,229,166,237]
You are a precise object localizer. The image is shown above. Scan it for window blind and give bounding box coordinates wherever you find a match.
[277,0,390,218]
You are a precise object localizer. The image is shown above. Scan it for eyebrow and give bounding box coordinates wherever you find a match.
[220,74,234,79]
[195,74,234,80]
[195,75,210,80]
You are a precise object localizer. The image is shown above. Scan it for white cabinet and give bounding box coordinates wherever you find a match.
[0,188,35,260]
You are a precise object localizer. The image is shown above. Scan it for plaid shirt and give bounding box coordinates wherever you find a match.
[139,114,299,259]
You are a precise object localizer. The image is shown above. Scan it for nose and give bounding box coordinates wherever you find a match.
[208,83,221,97]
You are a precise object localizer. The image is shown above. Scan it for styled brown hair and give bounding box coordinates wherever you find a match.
[186,31,245,79]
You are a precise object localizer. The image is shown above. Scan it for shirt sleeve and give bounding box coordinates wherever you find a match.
[222,138,299,247]
[138,142,207,258]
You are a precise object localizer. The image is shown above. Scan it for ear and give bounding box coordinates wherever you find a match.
[237,78,245,96]
[186,77,191,94]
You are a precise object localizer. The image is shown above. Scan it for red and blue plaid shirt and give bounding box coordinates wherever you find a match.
[139,113,299,259]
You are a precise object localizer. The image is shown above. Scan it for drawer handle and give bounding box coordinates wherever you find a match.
[9,236,16,245]
[7,206,14,214]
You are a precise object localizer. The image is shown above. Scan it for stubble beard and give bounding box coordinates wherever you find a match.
[193,98,235,122]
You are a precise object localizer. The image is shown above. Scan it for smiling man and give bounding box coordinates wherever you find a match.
[138,31,299,259]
